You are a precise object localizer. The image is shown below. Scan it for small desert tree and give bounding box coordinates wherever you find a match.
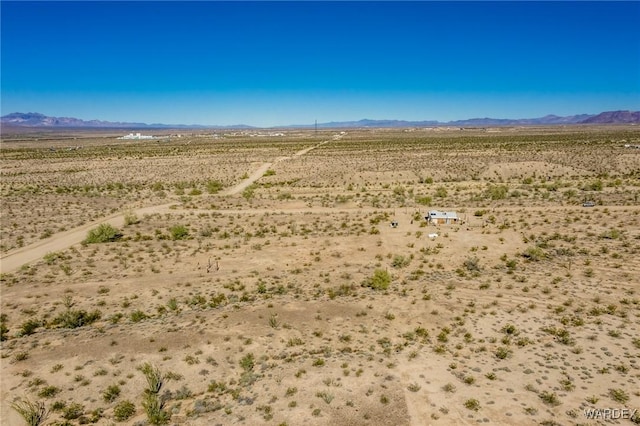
[139,363,170,425]
[11,398,48,426]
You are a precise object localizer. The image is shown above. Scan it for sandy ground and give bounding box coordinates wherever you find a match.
[1,127,639,426]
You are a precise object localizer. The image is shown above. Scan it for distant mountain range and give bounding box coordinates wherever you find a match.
[0,112,233,129]
[1,110,639,130]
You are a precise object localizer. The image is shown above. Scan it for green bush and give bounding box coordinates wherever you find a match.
[19,318,41,336]
[123,211,140,226]
[130,310,148,323]
[494,346,512,360]
[102,384,121,403]
[391,255,411,269]
[522,246,546,261]
[242,184,256,200]
[588,180,603,191]
[363,269,391,291]
[37,386,61,398]
[539,391,560,406]
[435,187,448,198]
[206,180,224,194]
[62,402,84,420]
[84,223,122,244]
[51,309,101,329]
[486,185,508,200]
[464,398,480,411]
[609,388,629,404]
[169,225,189,240]
[240,353,255,372]
[0,314,8,342]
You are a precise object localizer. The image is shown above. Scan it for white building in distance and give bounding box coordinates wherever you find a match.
[118,133,154,140]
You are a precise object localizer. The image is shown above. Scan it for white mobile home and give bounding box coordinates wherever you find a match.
[426,211,459,225]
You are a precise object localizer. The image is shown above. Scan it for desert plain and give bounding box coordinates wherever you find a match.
[1,125,639,425]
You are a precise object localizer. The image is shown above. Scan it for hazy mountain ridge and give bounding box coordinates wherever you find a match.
[0,112,224,129]
[2,110,638,129]
[581,110,640,124]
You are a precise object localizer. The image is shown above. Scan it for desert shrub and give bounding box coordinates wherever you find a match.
[206,180,224,194]
[50,309,101,329]
[242,185,256,200]
[84,223,122,244]
[463,257,481,272]
[363,269,391,291]
[11,398,48,426]
[37,386,60,398]
[522,246,546,261]
[587,180,603,191]
[609,388,629,404]
[240,353,255,372]
[486,185,508,200]
[130,310,149,323]
[169,225,189,240]
[501,324,519,335]
[167,298,179,311]
[327,283,356,299]
[43,251,66,265]
[174,385,193,400]
[0,314,8,341]
[600,228,622,240]
[19,318,42,336]
[391,255,411,268]
[102,384,121,403]
[113,400,135,422]
[123,211,140,226]
[62,402,84,420]
[415,195,432,206]
[494,346,512,360]
[539,391,560,406]
[435,187,448,198]
[464,398,480,411]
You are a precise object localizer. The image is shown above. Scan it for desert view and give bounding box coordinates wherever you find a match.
[1,126,639,425]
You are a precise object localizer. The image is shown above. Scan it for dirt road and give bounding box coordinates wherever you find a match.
[0,204,175,273]
[0,135,343,273]
[220,162,273,196]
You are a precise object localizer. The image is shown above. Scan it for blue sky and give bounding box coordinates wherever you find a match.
[2,1,639,127]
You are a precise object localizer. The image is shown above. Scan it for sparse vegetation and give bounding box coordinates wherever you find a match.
[2,127,639,426]
[83,223,122,244]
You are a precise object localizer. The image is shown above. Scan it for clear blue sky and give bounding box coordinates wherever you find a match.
[2,1,639,127]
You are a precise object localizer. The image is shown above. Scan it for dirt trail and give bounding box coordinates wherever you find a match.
[221,135,337,196]
[0,135,342,274]
[0,203,174,274]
